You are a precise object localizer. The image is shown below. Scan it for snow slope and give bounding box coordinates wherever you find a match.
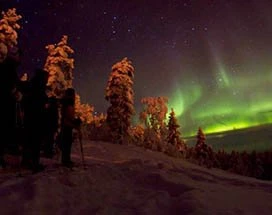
[1,140,272,214]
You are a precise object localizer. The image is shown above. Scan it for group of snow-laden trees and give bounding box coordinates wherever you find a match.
[0,8,21,63]
[0,8,99,135]
[0,7,188,156]
[0,7,210,170]
[103,58,272,180]
[104,58,187,155]
[103,57,217,163]
[43,35,103,133]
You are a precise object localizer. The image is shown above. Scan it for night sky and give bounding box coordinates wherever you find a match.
[2,0,272,136]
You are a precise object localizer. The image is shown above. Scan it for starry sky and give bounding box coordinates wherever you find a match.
[2,0,272,136]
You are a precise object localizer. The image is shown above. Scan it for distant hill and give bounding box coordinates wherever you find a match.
[184,124,272,152]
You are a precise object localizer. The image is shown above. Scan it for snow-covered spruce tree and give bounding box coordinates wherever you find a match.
[0,8,22,62]
[44,35,74,99]
[196,127,205,147]
[105,57,135,144]
[43,35,75,135]
[166,108,186,155]
[194,127,215,168]
[195,127,206,159]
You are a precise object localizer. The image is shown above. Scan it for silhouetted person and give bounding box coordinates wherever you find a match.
[22,68,49,173]
[60,88,81,167]
[0,46,22,168]
[43,96,59,158]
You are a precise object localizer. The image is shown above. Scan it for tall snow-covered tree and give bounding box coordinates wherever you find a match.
[140,96,168,135]
[167,108,186,152]
[105,57,135,144]
[0,8,22,62]
[195,127,207,158]
[44,35,74,98]
[194,127,215,167]
[196,127,206,147]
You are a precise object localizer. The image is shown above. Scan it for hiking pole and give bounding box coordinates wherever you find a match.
[15,101,23,177]
[78,128,86,169]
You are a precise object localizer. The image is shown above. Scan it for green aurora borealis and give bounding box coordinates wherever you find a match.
[169,64,272,137]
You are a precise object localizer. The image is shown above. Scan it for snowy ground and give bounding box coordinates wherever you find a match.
[1,140,272,215]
